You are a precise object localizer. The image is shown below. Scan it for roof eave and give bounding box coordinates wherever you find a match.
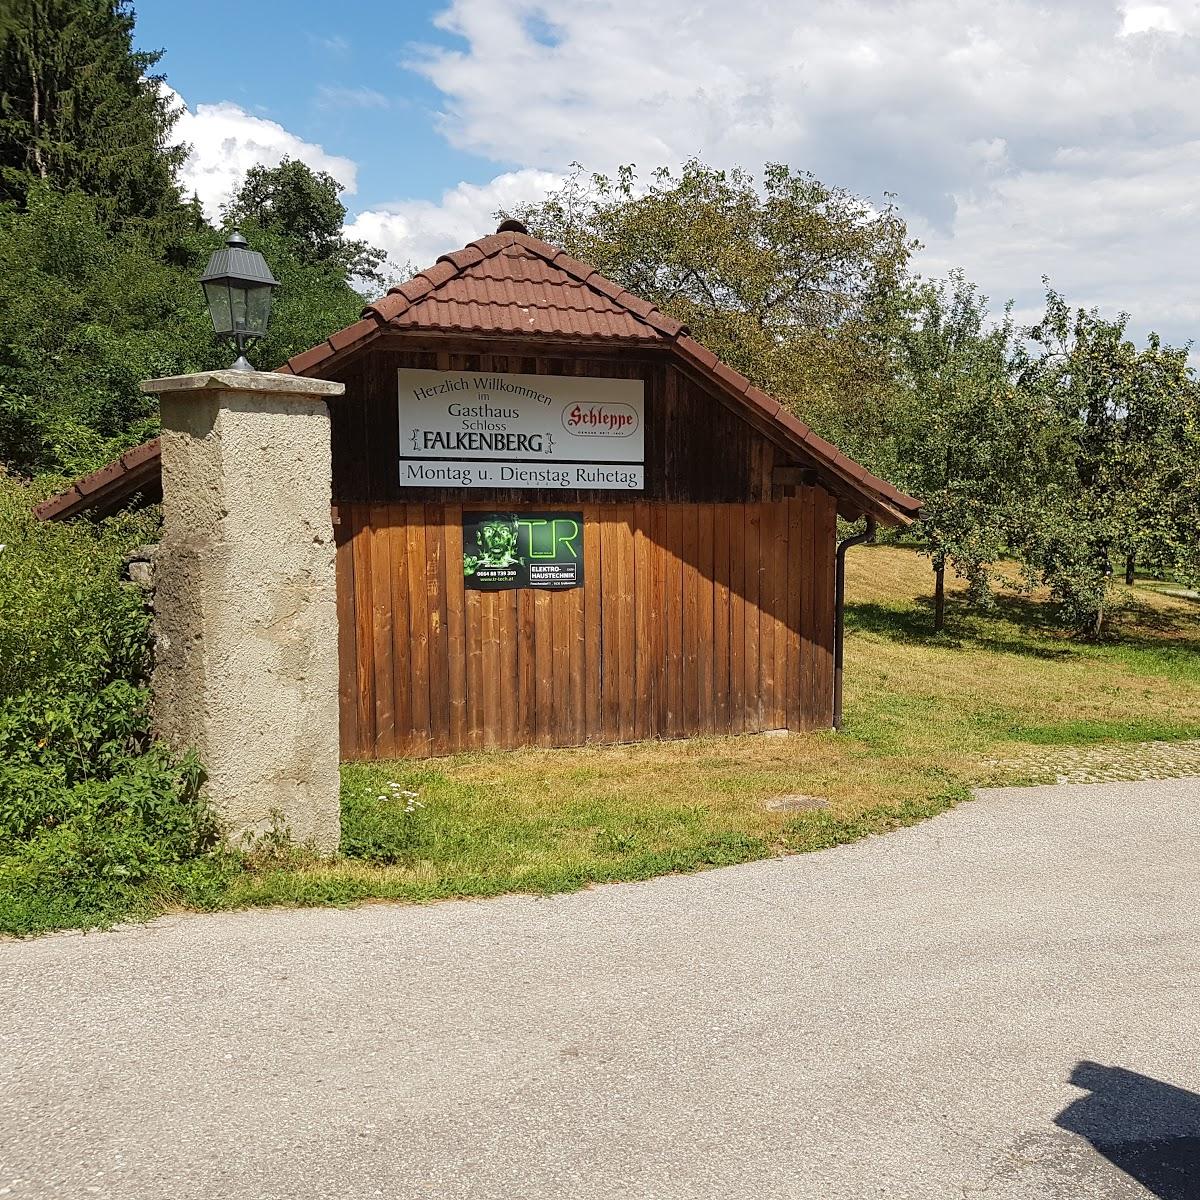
[32,438,163,522]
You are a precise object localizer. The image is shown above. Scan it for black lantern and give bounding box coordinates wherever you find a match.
[200,230,279,371]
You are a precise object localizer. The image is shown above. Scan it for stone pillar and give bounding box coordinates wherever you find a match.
[142,370,346,853]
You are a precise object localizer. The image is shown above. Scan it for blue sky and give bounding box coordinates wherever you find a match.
[134,0,497,211]
[133,1,1200,351]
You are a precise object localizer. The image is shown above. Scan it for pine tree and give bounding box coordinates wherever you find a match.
[0,0,185,227]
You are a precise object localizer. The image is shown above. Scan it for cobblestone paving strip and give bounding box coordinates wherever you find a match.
[984,738,1200,786]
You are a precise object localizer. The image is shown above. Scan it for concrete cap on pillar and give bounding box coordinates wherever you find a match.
[142,370,346,399]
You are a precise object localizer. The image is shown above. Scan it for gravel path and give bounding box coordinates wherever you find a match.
[3,776,1199,1199]
[988,738,1200,786]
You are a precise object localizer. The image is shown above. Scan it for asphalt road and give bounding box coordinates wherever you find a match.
[3,777,1199,1199]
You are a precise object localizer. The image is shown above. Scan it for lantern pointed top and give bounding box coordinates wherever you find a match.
[201,230,279,289]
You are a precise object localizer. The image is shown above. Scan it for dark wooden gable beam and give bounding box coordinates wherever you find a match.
[664,352,912,525]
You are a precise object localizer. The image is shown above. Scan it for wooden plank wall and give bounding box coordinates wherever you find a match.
[335,488,836,759]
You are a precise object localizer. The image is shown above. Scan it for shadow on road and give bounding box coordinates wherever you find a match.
[1055,1061,1200,1199]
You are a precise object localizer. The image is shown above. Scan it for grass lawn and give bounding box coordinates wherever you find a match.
[220,545,1200,912]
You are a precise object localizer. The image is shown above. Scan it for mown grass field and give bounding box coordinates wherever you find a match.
[218,545,1200,912]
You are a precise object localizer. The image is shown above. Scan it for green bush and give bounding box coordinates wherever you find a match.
[0,476,224,934]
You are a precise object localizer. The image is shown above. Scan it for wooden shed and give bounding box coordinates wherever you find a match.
[37,224,920,759]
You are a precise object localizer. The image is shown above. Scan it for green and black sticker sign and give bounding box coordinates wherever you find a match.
[462,512,583,591]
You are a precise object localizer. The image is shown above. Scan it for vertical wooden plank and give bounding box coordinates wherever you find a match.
[599,508,619,741]
[664,504,683,737]
[567,561,586,746]
[346,358,373,506]
[530,479,554,747]
[517,583,537,745]
[444,503,467,750]
[405,506,431,756]
[712,503,731,735]
[364,350,395,506]
[425,504,451,755]
[551,586,572,747]
[681,503,700,735]
[533,587,554,747]
[812,489,837,729]
[662,367,679,501]
[616,503,636,743]
[351,507,377,755]
[755,436,774,502]
[800,488,818,730]
[697,504,715,734]
[480,588,502,748]
[786,494,804,731]
[582,504,602,741]
[568,501,588,744]
[370,512,396,757]
[334,512,359,759]
[387,503,413,755]
[499,585,520,748]
[633,502,655,740]
[464,558,484,750]
[744,503,762,732]
[759,500,780,730]
[651,503,669,737]
[329,358,360,504]
[729,503,746,734]
[772,500,789,730]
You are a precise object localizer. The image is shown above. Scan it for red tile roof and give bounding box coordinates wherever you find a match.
[36,226,921,525]
[32,437,162,522]
[373,240,673,341]
[276,230,681,375]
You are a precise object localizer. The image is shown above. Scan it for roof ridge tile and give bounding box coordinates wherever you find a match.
[613,289,655,320]
[548,248,597,281]
[437,244,487,271]
[285,341,337,376]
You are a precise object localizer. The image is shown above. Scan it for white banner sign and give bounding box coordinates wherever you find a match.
[397,368,645,490]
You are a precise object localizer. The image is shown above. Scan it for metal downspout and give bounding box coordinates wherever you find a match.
[833,515,877,731]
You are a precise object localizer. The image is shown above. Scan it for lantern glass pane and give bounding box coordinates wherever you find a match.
[229,283,250,333]
[243,284,274,336]
[203,280,234,335]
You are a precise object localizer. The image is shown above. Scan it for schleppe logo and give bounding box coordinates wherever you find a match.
[562,402,639,437]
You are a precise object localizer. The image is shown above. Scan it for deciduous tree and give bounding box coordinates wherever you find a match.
[891,273,1050,629]
[224,157,385,287]
[1010,289,1200,635]
[507,160,914,440]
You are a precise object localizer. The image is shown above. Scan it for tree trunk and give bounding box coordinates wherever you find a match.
[1125,554,1135,586]
[27,44,47,180]
[933,558,946,633]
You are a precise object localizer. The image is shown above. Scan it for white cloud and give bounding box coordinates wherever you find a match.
[346,169,562,271]
[311,33,351,55]
[917,140,1200,332]
[387,0,1200,346]
[316,85,391,110]
[167,87,358,221]
[1118,2,1200,35]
